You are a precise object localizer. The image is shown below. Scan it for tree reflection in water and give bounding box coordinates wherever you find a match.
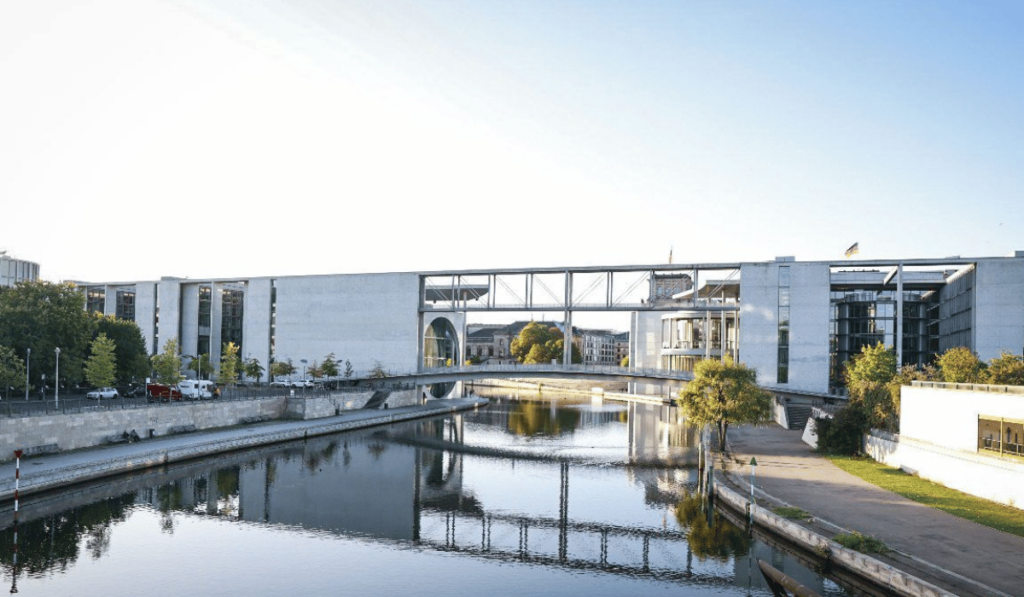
[507,400,581,436]
[0,494,135,576]
[674,491,750,560]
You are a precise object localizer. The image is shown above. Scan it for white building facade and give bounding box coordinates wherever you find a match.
[0,253,39,287]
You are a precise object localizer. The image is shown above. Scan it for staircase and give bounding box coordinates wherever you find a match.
[362,390,391,410]
[786,405,812,431]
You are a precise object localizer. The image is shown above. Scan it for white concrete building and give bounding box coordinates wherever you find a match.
[632,252,1024,397]
[73,251,1024,395]
[0,252,39,287]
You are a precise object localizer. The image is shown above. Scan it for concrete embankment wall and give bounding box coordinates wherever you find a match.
[0,390,428,461]
[714,474,956,597]
[0,399,486,500]
[0,399,286,459]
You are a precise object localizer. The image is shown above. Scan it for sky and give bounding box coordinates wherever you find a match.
[2,0,1023,288]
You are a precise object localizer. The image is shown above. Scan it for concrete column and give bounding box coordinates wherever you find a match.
[896,263,903,366]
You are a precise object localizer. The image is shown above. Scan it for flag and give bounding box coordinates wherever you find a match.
[844,242,859,258]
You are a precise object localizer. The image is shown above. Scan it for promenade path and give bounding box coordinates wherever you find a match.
[720,424,1024,597]
[0,398,486,501]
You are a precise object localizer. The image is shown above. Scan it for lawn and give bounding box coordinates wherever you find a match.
[826,455,1024,538]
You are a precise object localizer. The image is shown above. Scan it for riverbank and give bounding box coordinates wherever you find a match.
[0,397,487,501]
[715,423,1020,597]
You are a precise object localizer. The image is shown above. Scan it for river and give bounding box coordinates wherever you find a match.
[0,390,867,596]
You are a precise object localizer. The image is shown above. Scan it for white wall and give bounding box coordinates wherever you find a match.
[788,263,831,393]
[273,273,422,375]
[739,263,775,383]
[973,259,1024,361]
[870,384,1024,510]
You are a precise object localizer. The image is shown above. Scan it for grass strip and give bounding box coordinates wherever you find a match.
[827,455,1024,538]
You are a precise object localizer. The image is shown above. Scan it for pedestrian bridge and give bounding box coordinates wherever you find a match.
[350,363,693,385]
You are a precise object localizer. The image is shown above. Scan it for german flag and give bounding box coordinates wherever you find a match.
[844,242,859,258]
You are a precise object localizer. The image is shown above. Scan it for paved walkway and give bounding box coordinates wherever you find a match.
[720,424,1024,597]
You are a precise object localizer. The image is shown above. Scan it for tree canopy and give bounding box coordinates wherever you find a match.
[217,342,240,386]
[936,346,986,383]
[510,322,582,364]
[93,313,149,383]
[0,345,27,398]
[987,352,1024,386]
[244,357,265,383]
[151,338,183,388]
[85,333,117,388]
[677,356,773,451]
[0,281,93,387]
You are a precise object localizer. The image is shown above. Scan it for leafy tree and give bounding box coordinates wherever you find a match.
[620,355,629,367]
[0,281,94,388]
[217,342,241,386]
[0,345,27,399]
[151,338,183,388]
[321,353,340,378]
[270,359,295,380]
[674,491,750,560]
[93,314,149,383]
[814,403,869,456]
[369,360,388,378]
[677,356,773,451]
[344,359,353,378]
[85,333,117,388]
[243,357,265,383]
[307,360,324,380]
[510,322,582,364]
[844,343,898,430]
[936,346,985,383]
[986,352,1024,386]
[186,353,212,380]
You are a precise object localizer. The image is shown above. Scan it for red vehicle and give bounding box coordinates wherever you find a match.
[147,383,183,402]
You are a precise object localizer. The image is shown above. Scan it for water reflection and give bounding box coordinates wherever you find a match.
[0,394,863,596]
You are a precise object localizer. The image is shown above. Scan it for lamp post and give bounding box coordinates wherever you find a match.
[25,348,30,401]
[54,347,61,409]
[300,359,308,391]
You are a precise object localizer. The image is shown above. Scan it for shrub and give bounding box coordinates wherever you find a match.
[815,403,868,456]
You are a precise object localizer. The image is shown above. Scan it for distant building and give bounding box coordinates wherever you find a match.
[0,252,40,287]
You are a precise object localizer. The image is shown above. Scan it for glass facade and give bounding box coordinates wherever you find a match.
[116,289,135,321]
[777,266,790,384]
[86,287,105,314]
[423,317,459,369]
[221,287,244,355]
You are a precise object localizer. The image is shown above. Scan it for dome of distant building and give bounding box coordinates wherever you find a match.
[0,252,40,287]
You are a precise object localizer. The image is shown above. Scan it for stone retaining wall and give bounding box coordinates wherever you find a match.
[0,398,288,461]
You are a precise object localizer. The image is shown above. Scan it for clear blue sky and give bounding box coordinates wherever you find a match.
[2,0,1022,285]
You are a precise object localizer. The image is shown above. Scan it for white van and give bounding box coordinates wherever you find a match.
[177,380,218,400]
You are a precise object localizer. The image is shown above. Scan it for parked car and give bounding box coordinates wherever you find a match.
[87,387,120,399]
[119,385,145,398]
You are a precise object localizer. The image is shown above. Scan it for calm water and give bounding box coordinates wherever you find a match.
[0,392,864,596]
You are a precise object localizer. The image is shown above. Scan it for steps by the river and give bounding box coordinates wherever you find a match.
[785,405,812,431]
[362,390,391,410]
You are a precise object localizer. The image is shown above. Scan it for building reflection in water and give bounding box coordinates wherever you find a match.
[0,394,853,596]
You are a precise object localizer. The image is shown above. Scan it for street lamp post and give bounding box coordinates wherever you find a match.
[25,348,30,401]
[300,359,308,392]
[54,347,61,409]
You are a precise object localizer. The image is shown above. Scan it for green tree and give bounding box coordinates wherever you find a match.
[620,355,629,367]
[151,338,183,388]
[510,322,582,364]
[307,360,324,380]
[986,352,1024,386]
[677,356,773,451]
[186,353,212,380]
[270,359,295,380]
[369,359,388,378]
[243,357,265,383]
[936,346,985,383]
[0,281,94,388]
[217,342,241,386]
[321,353,340,378]
[844,342,899,430]
[85,333,117,388]
[0,345,27,399]
[93,314,149,383]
